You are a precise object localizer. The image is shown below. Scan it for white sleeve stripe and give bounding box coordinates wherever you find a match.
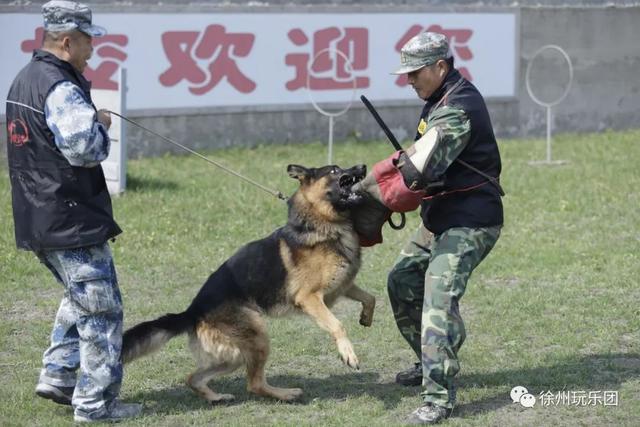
[409,127,439,172]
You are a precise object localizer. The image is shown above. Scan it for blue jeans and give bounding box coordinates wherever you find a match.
[37,243,123,419]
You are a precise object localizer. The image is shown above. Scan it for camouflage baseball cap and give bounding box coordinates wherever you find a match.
[42,1,106,37]
[392,32,451,75]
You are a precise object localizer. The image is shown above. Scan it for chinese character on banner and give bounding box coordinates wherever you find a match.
[159,24,256,95]
[285,27,370,91]
[394,24,474,87]
[21,27,128,90]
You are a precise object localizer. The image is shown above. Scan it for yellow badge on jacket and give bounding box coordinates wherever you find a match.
[417,118,427,136]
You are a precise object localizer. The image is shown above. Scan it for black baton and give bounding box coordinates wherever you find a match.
[360,95,403,152]
[360,95,406,230]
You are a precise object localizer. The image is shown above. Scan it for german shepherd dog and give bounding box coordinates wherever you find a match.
[122,164,375,403]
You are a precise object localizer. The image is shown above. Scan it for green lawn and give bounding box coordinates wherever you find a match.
[1,129,639,426]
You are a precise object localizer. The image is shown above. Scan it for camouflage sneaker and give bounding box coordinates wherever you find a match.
[395,362,423,386]
[406,403,452,425]
[35,383,73,406]
[74,401,142,423]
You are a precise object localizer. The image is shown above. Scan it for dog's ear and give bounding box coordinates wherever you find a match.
[287,164,310,181]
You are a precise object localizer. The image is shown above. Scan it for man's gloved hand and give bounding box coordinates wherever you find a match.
[369,150,427,212]
[350,126,446,246]
[351,174,392,247]
[350,151,428,247]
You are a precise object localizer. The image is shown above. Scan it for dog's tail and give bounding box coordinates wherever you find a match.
[122,311,195,364]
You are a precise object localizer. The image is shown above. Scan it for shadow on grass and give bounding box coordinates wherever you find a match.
[455,352,640,417]
[129,352,640,418]
[130,371,417,415]
[126,174,179,192]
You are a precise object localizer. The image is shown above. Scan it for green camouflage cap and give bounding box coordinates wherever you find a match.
[392,32,451,75]
[42,1,106,37]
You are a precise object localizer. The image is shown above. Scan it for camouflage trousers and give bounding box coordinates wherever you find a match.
[387,225,501,409]
[37,243,124,420]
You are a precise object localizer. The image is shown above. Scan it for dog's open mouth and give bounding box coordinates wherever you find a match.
[338,164,366,190]
[336,165,367,208]
[339,173,362,189]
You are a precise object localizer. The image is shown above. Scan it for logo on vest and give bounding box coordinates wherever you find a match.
[8,118,30,147]
[417,118,427,136]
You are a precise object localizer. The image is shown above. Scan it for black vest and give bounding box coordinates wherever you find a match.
[417,69,503,235]
[6,50,121,252]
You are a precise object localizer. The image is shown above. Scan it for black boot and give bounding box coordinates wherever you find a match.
[395,362,423,386]
[406,403,452,425]
[35,383,73,406]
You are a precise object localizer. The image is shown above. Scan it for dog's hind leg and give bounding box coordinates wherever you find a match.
[344,284,376,327]
[187,363,238,404]
[239,311,303,401]
[242,337,303,402]
[187,321,244,404]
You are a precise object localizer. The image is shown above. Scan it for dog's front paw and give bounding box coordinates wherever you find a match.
[359,306,374,327]
[337,337,360,370]
[359,296,375,327]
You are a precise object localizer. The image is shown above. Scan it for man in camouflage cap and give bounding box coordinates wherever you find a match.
[393,32,451,76]
[353,32,503,424]
[42,0,107,36]
[5,1,141,423]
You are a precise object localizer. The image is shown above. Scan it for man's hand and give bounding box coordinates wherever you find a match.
[351,175,392,246]
[97,109,112,130]
[370,151,427,213]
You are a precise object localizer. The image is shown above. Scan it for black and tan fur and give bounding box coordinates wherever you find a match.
[122,164,375,403]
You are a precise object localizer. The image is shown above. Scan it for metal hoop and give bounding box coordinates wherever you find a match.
[306,47,358,117]
[525,44,573,108]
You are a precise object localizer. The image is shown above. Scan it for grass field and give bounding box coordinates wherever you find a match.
[1,129,639,426]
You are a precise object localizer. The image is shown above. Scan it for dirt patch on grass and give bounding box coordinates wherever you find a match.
[618,333,639,351]
[611,356,640,370]
[1,296,57,323]
[483,277,521,287]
